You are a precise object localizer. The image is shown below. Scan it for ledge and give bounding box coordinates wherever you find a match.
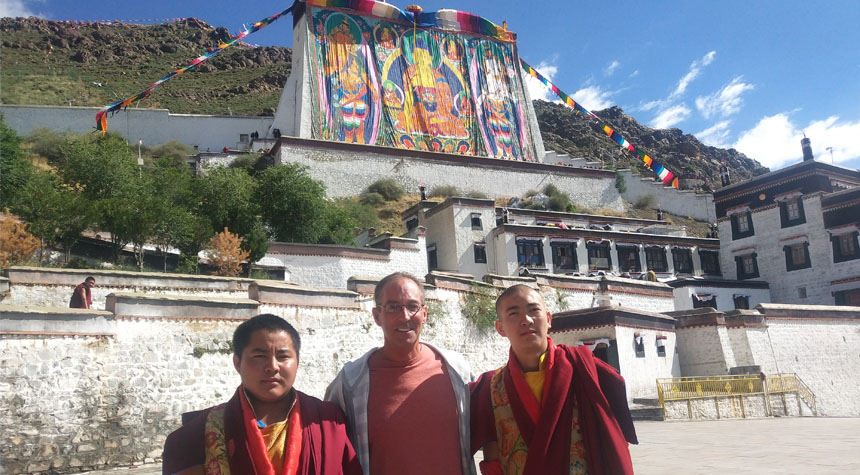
[756,303,860,320]
[0,305,115,335]
[4,266,253,291]
[664,308,727,328]
[552,306,676,332]
[105,292,259,319]
[251,281,359,309]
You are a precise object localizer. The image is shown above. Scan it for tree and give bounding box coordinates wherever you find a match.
[255,163,332,243]
[149,140,194,167]
[207,228,250,277]
[0,209,40,268]
[0,116,32,210]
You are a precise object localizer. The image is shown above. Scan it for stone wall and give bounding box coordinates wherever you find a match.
[617,169,716,222]
[0,105,273,153]
[662,393,809,420]
[276,137,624,211]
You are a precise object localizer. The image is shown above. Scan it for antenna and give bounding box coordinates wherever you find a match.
[826,147,834,164]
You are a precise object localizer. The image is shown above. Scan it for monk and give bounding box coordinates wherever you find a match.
[69,276,95,309]
[470,285,638,475]
[162,314,361,475]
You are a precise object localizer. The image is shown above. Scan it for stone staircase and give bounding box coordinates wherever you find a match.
[630,397,664,421]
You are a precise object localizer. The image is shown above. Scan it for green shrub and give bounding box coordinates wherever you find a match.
[542,183,562,197]
[175,254,198,275]
[360,192,385,207]
[461,283,499,331]
[634,194,656,209]
[65,257,90,269]
[465,190,489,199]
[615,170,627,194]
[547,194,572,212]
[366,178,405,201]
[334,198,379,230]
[429,184,460,198]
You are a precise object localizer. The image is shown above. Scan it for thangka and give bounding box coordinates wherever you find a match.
[305,0,539,161]
[521,59,679,188]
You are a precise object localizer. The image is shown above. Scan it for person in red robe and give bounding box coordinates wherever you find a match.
[470,285,638,475]
[162,314,361,475]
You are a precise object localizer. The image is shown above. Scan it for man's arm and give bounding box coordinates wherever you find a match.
[78,286,89,309]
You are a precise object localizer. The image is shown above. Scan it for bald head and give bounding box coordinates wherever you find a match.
[495,284,543,316]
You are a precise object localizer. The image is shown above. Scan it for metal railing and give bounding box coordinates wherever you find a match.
[656,373,817,418]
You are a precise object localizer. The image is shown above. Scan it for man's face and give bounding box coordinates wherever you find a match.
[495,288,552,355]
[372,278,427,353]
[85,279,95,288]
[233,329,298,404]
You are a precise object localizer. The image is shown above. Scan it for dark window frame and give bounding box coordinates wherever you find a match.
[699,250,721,276]
[427,244,438,271]
[586,243,611,270]
[616,246,641,273]
[832,231,860,263]
[671,248,693,274]
[779,197,806,228]
[473,242,487,264]
[735,253,760,280]
[730,211,755,240]
[550,241,578,271]
[645,246,668,272]
[733,295,750,310]
[405,215,419,231]
[470,213,483,230]
[517,239,545,268]
[784,242,812,271]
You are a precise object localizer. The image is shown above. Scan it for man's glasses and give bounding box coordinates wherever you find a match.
[378,302,424,316]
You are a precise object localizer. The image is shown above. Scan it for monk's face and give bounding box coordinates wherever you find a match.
[495,287,552,355]
[373,277,427,356]
[233,329,298,404]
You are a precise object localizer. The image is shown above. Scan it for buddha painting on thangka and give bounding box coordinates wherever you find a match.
[308,5,537,161]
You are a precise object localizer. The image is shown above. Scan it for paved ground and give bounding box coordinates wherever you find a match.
[88,417,860,475]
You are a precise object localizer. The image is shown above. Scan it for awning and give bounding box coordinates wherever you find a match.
[828,224,859,236]
[773,190,803,202]
[779,234,808,246]
[726,205,751,217]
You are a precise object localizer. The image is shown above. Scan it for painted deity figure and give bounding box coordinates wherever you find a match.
[479,45,517,159]
[398,36,468,139]
[325,17,371,144]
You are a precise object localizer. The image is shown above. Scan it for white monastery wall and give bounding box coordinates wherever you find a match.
[615,326,679,400]
[451,205,495,279]
[277,142,624,211]
[424,207,458,272]
[671,286,770,312]
[725,326,755,367]
[0,105,273,153]
[675,325,735,376]
[617,169,716,222]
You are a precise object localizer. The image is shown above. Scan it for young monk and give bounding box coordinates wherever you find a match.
[162,314,361,475]
[470,285,638,475]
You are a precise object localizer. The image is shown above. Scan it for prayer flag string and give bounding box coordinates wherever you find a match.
[95,3,295,135]
[520,59,679,189]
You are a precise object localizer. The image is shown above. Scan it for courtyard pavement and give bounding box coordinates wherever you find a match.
[87,416,860,475]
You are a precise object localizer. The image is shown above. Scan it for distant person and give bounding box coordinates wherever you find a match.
[69,276,95,309]
[162,314,361,475]
[470,285,637,475]
[326,272,475,475]
[222,146,229,153]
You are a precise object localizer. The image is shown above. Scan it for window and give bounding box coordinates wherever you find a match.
[617,246,641,273]
[646,247,668,272]
[735,253,759,280]
[834,288,860,306]
[672,248,693,274]
[733,295,750,310]
[656,337,667,357]
[474,242,487,264]
[517,238,545,267]
[634,334,645,358]
[470,213,483,230]
[550,241,578,270]
[693,294,717,309]
[699,250,721,275]
[731,211,755,240]
[427,244,438,271]
[784,242,811,271]
[405,215,419,231]
[586,243,611,270]
[779,198,806,228]
[239,134,249,144]
[797,287,807,299]
[832,232,860,263]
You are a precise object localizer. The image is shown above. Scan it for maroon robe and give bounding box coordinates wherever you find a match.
[162,388,361,475]
[470,340,637,475]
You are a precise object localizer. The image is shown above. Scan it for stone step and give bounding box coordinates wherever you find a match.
[630,405,664,421]
[632,397,660,406]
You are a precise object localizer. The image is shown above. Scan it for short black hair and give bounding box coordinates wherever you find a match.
[495,284,541,315]
[373,272,424,306]
[233,314,301,358]
[85,276,96,283]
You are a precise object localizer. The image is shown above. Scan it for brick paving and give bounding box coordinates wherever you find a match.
[86,416,860,475]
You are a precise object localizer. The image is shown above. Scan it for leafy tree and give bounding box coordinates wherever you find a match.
[208,227,250,277]
[0,116,32,210]
[255,163,330,243]
[26,127,69,164]
[150,140,194,166]
[319,204,359,245]
[0,209,40,268]
[334,198,379,231]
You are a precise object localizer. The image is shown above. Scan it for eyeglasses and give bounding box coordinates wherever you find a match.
[378,302,424,316]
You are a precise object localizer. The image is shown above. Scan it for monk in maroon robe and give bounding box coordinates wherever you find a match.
[470,285,637,475]
[162,314,361,475]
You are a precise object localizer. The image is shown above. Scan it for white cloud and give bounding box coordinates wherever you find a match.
[629,70,640,78]
[695,77,755,119]
[695,121,732,148]
[572,85,613,111]
[650,104,691,129]
[733,113,860,169]
[604,60,621,77]
[0,0,41,17]
[524,59,559,102]
[670,50,716,98]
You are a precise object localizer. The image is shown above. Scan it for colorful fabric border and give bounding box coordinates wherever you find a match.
[95,4,295,134]
[307,0,515,42]
[521,59,679,189]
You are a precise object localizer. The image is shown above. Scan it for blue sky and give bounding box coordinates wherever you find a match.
[5,0,860,170]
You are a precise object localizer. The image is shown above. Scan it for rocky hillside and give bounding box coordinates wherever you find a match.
[534,101,768,191]
[1,17,765,190]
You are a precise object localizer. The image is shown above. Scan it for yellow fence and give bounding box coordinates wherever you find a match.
[656,374,817,418]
